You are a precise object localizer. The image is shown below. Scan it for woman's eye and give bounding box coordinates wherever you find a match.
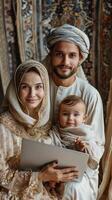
[35,86,40,89]
[21,85,27,89]
[35,84,43,90]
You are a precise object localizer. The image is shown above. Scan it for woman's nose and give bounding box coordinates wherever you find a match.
[29,87,35,96]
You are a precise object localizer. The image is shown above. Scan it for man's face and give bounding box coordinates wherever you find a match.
[50,41,82,79]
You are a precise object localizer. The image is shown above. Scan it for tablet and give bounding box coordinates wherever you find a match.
[20,139,89,182]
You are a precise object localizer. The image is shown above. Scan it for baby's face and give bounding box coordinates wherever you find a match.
[59,103,86,128]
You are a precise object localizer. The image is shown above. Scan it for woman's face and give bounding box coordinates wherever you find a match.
[19,71,44,115]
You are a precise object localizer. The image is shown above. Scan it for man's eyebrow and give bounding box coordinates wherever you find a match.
[54,50,63,52]
[54,50,78,53]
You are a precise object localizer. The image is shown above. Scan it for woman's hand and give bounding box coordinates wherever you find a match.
[7,154,20,169]
[38,161,79,183]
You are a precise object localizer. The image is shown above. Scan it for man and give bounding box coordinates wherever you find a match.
[43,24,105,199]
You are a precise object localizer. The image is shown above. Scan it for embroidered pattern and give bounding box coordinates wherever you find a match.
[0,112,51,140]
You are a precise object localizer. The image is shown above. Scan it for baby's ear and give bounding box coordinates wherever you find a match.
[83,114,88,123]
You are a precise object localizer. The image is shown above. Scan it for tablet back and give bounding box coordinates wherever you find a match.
[20,139,89,182]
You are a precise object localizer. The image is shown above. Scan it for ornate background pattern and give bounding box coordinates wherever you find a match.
[16,0,38,61]
[0,0,112,113]
[99,0,112,109]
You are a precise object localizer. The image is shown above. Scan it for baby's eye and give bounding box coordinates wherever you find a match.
[74,113,80,117]
[62,112,68,116]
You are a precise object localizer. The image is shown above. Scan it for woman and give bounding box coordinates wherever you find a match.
[0,60,51,199]
[0,60,75,200]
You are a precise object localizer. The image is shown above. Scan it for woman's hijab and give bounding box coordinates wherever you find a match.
[1,60,50,139]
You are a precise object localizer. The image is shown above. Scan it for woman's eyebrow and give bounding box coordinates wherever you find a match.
[20,82,43,85]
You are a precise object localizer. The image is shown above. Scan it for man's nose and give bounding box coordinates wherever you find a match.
[63,55,70,65]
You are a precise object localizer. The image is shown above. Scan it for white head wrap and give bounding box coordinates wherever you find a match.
[47,24,90,63]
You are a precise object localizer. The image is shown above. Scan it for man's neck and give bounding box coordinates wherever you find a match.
[52,74,76,87]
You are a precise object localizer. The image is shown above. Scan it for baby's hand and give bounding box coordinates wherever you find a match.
[74,137,87,153]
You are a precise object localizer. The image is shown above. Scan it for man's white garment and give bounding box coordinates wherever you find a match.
[50,77,104,147]
[49,76,105,200]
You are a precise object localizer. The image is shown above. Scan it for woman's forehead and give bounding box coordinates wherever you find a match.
[20,71,42,84]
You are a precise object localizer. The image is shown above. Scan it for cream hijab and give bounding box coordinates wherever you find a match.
[1,60,50,138]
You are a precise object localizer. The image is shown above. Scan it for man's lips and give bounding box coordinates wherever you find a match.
[58,66,71,72]
[58,65,71,69]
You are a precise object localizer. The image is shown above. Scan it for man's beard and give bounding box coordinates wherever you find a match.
[53,65,76,79]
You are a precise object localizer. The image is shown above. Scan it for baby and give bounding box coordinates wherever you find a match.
[58,94,88,152]
[49,95,99,199]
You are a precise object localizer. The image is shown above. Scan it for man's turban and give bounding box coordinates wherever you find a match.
[47,24,90,63]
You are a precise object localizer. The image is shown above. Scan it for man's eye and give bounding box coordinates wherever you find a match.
[69,53,77,58]
[55,52,63,57]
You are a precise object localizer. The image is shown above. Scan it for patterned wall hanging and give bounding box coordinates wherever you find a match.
[0,0,112,110]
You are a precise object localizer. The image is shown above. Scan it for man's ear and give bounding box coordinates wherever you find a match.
[79,53,83,64]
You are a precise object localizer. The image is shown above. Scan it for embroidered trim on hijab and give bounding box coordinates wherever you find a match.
[47,24,90,63]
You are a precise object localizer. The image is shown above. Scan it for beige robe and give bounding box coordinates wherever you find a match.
[0,112,56,200]
[0,60,56,200]
[97,79,112,200]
